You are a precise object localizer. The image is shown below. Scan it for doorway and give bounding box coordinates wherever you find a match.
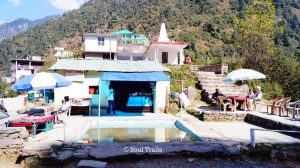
[110,81,154,112]
[162,52,168,64]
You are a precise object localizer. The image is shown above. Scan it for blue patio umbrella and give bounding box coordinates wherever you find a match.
[223,69,266,83]
[12,72,72,92]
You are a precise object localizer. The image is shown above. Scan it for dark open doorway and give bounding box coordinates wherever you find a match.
[110,81,154,112]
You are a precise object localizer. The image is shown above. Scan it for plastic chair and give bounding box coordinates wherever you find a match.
[254,100,262,112]
[267,97,283,114]
[279,97,291,116]
[287,100,300,118]
[217,96,233,112]
[272,97,291,116]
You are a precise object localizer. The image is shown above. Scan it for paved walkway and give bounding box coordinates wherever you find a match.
[195,103,300,128]
[181,111,300,144]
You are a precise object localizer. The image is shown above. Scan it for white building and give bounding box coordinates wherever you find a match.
[83,33,120,59]
[54,47,76,60]
[146,23,189,65]
[10,56,45,82]
[50,59,171,115]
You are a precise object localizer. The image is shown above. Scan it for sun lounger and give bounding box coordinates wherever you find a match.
[6,115,55,136]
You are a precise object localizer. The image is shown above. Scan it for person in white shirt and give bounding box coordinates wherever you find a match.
[107,85,116,115]
[56,96,71,123]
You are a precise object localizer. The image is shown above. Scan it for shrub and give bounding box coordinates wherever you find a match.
[168,99,179,116]
[0,81,20,98]
[169,65,198,92]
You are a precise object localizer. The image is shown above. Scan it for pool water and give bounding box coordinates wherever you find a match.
[79,127,195,143]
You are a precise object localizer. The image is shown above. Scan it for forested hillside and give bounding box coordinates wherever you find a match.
[0,0,299,99]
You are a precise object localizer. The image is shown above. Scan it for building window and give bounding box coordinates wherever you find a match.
[98,37,104,46]
[162,52,168,64]
[89,86,99,94]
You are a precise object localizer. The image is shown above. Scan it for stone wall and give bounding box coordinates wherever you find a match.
[245,114,300,131]
[0,127,29,149]
[202,111,247,121]
[198,64,228,74]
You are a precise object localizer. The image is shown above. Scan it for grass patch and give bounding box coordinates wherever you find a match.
[186,108,204,121]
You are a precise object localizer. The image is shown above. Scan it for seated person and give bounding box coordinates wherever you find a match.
[241,88,254,110]
[56,96,71,123]
[246,88,254,98]
[212,88,230,106]
[212,88,227,101]
[247,86,263,111]
[59,96,70,113]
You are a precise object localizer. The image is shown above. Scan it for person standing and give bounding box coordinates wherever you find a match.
[185,55,192,65]
[107,85,116,115]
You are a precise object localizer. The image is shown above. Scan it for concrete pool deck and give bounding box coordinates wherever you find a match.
[19,111,300,158]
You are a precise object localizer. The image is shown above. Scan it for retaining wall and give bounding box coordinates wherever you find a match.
[245,114,300,131]
[0,127,29,149]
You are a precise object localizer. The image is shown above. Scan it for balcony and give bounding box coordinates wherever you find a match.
[117,44,149,54]
[10,64,42,71]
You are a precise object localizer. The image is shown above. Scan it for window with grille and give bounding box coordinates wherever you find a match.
[98,37,105,46]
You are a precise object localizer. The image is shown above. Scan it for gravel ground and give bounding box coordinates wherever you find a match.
[107,155,300,168]
[1,153,299,168]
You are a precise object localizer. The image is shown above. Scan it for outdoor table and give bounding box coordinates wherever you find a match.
[70,100,91,116]
[228,96,250,111]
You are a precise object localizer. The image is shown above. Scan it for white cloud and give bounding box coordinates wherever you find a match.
[8,0,22,5]
[0,19,12,25]
[48,0,88,10]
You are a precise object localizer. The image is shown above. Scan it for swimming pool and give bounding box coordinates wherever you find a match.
[76,120,202,143]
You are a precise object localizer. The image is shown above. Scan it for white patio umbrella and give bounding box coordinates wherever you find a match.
[12,72,72,104]
[12,72,72,92]
[223,69,266,83]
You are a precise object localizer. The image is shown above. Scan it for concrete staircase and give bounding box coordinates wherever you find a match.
[197,71,243,96]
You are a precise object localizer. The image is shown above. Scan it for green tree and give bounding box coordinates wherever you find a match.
[234,0,282,71]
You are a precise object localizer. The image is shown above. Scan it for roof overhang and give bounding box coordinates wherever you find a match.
[101,72,171,81]
[83,33,120,38]
[49,59,170,72]
[147,41,190,53]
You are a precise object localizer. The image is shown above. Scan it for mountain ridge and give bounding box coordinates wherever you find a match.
[0,15,60,42]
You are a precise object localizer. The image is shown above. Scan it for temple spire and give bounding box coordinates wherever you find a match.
[158,23,170,42]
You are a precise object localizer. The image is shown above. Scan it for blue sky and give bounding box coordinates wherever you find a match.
[0,0,88,24]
